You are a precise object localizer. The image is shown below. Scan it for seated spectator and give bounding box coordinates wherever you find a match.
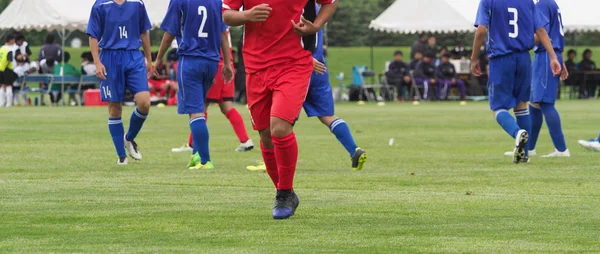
[413,52,437,100]
[409,51,423,70]
[436,53,467,104]
[148,51,177,99]
[39,34,62,62]
[81,51,96,76]
[13,52,35,105]
[563,49,578,89]
[386,50,412,102]
[435,47,448,67]
[52,52,81,106]
[578,49,597,98]
[451,40,468,59]
[15,33,32,63]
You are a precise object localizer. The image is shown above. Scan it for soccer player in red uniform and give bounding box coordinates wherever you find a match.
[223,0,338,219]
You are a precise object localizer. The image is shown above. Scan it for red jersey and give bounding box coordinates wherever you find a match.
[223,0,334,73]
[219,28,234,64]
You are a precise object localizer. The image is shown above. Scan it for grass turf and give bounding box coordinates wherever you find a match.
[1,101,600,252]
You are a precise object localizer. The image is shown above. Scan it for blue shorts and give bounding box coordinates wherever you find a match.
[99,50,148,102]
[177,56,218,115]
[488,51,532,111]
[531,51,563,104]
[303,71,334,117]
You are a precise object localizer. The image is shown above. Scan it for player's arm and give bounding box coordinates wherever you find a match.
[156,32,175,69]
[88,36,106,80]
[221,31,234,84]
[223,4,272,26]
[140,31,152,68]
[536,27,561,75]
[292,1,338,36]
[470,25,487,77]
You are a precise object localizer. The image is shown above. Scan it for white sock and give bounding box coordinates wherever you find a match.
[0,87,6,107]
[5,86,13,107]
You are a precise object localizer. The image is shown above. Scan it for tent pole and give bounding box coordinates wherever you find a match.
[61,28,65,106]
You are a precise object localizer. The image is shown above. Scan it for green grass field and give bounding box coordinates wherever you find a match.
[28,46,600,86]
[2,101,600,252]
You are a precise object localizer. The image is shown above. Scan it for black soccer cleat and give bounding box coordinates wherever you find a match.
[513,130,529,164]
[272,190,299,220]
[351,148,367,171]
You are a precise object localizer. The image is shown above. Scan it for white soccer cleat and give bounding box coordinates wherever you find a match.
[578,140,600,152]
[124,136,142,160]
[513,129,529,164]
[117,157,128,165]
[541,149,571,158]
[172,144,193,153]
[235,139,254,152]
[504,149,536,157]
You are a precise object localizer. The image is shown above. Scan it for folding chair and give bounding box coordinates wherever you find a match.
[408,70,424,101]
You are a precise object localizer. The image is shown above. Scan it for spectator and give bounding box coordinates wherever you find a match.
[15,33,32,63]
[451,40,468,59]
[409,51,423,70]
[578,49,597,98]
[52,52,80,105]
[13,51,35,105]
[436,53,467,104]
[385,50,412,102]
[0,34,18,107]
[563,49,578,93]
[81,51,96,75]
[413,52,437,100]
[424,36,437,58]
[38,34,62,62]
[148,51,176,99]
[435,47,448,67]
[410,33,428,60]
[478,45,489,96]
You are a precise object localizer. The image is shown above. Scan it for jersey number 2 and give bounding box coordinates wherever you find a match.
[508,8,518,38]
[198,6,208,38]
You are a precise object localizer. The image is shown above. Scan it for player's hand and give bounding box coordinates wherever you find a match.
[560,63,569,81]
[244,4,271,22]
[429,78,436,84]
[550,58,562,76]
[95,63,107,80]
[292,16,319,36]
[153,58,163,77]
[313,58,326,74]
[470,59,482,77]
[222,64,234,84]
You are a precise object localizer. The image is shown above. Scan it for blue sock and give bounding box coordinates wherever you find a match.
[528,104,543,151]
[126,108,148,141]
[541,103,567,152]
[108,117,126,158]
[515,108,531,155]
[495,110,520,138]
[329,118,358,157]
[190,116,210,164]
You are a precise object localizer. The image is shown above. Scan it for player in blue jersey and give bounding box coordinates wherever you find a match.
[87,0,153,165]
[155,0,233,169]
[504,0,570,158]
[470,0,562,163]
[247,10,367,172]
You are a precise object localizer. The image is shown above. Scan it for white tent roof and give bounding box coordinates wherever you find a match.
[369,0,475,34]
[0,0,170,32]
[372,0,600,34]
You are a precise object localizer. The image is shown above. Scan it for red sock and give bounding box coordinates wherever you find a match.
[188,132,193,147]
[272,133,298,190]
[261,142,278,188]
[226,109,250,143]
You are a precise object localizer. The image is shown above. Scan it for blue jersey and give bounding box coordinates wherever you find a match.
[160,0,226,62]
[86,0,152,50]
[534,0,564,53]
[475,0,548,59]
[312,29,325,64]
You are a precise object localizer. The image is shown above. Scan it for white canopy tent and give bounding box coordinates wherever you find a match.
[371,0,600,34]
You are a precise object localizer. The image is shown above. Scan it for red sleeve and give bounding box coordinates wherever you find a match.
[223,0,242,11]
[316,0,335,4]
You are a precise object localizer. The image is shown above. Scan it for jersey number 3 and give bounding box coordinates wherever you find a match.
[508,8,518,38]
[198,6,208,38]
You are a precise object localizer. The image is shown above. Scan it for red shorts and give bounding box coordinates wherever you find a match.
[148,79,168,90]
[246,58,313,130]
[206,63,235,103]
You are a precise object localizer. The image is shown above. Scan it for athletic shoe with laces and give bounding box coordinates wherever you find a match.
[542,149,571,158]
[246,161,266,171]
[189,161,215,169]
[117,157,128,165]
[504,149,537,157]
[187,153,200,168]
[171,144,193,153]
[513,130,529,164]
[272,190,299,220]
[351,148,367,171]
[578,139,600,152]
[235,139,254,152]
[124,135,142,160]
